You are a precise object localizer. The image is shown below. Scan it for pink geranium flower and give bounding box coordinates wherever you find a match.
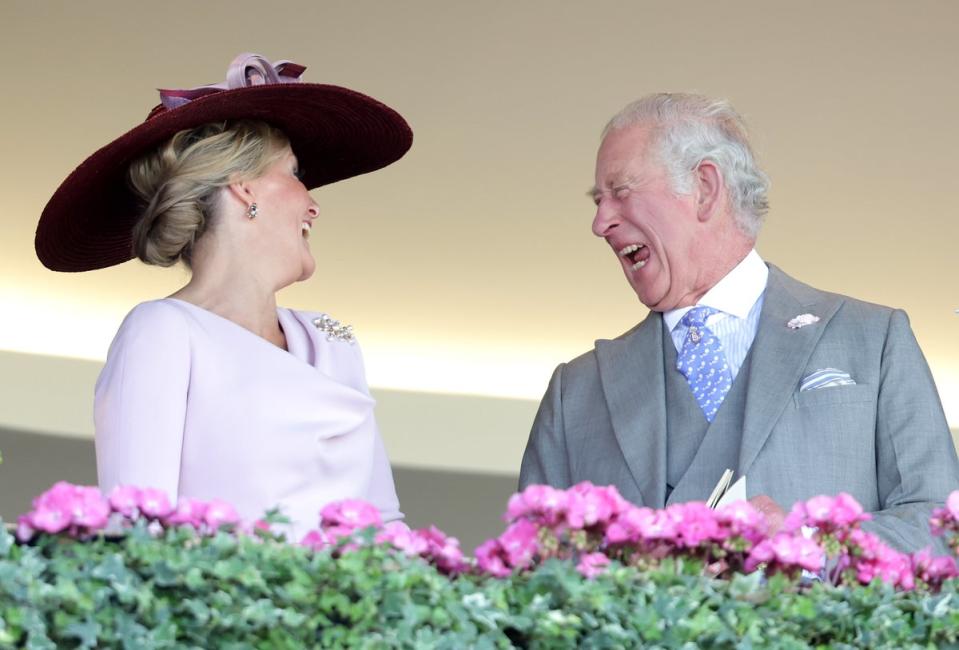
[843,528,913,588]
[324,524,361,545]
[377,523,467,574]
[831,493,869,527]
[203,499,240,531]
[29,502,71,534]
[773,534,823,573]
[746,532,824,574]
[946,491,959,519]
[606,506,656,545]
[28,481,78,534]
[784,493,870,539]
[15,515,35,542]
[320,499,382,530]
[565,482,628,529]
[377,521,429,555]
[911,547,959,589]
[506,484,568,526]
[475,539,511,578]
[716,500,768,545]
[498,519,539,569]
[108,485,141,518]
[300,529,329,550]
[637,509,679,542]
[236,518,275,539]
[164,497,208,528]
[670,502,725,548]
[419,525,466,574]
[577,552,610,579]
[26,481,111,536]
[70,486,111,530]
[803,495,835,526]
[137,488,174,519]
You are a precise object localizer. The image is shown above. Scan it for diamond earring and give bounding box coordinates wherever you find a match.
[247,203,258,219]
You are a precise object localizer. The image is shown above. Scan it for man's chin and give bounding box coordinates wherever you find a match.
[629,284,666,312]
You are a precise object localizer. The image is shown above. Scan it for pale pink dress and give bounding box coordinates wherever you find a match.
[94,298,402,537]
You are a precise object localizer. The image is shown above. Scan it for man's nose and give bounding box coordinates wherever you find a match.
[591,200,619,238]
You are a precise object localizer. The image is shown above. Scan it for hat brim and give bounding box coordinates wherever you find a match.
[35,83,413,272]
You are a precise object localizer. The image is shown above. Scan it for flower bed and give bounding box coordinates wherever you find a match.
[1,482,958,647]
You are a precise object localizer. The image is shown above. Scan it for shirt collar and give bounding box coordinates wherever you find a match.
[662,249,768,332]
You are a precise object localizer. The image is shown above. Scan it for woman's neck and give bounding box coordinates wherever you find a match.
[170,257,287,350]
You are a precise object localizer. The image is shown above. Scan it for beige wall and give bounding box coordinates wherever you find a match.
[2,2,958,468]
[1,349,956,477]
[0,350,537,475]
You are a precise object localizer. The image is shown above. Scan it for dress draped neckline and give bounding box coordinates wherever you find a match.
[163,298,374,412]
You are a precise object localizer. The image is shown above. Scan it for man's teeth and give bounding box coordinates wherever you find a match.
[301,222,311,238]
[617,243,647,270]
[618,243,645,257]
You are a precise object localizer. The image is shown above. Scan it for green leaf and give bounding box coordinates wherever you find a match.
[62,618,100,649]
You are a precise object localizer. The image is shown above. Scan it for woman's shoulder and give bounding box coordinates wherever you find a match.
[99,300,194,388]
[282,307,370,390]
[284,307,361,346]
[114,299,194,341]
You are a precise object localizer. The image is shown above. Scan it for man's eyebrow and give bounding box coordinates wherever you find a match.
[587,178,617,197]
[588,176,637,199]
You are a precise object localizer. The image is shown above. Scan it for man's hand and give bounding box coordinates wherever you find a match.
[749,494,786,534]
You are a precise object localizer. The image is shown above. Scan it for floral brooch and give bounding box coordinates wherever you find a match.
[313,314,356,344]
[787,313,820,330]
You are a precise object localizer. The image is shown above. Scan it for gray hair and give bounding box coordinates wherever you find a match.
[603,93,770,238]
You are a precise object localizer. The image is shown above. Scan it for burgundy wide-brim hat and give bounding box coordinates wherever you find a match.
[35,53,413,272]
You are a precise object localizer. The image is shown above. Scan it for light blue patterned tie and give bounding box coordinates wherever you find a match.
[676,306,733,423]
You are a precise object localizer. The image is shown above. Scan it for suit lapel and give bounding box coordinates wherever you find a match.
[595,313,667,508]
[738,266,843,475]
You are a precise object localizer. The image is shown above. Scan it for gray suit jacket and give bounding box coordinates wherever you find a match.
[519,265,959,552]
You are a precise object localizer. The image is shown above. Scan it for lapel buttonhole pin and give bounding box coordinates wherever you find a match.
[787,313,820,330]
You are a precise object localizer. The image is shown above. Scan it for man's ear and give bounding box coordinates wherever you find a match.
[694,160,724,222]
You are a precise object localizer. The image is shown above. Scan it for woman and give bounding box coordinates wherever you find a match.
[35,53,412,537]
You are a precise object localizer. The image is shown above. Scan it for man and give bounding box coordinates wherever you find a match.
[519,93,959,552]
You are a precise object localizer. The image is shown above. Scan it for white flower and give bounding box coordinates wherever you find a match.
[787,313,820,329]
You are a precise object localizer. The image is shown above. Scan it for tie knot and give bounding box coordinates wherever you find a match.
[682,306,718,328]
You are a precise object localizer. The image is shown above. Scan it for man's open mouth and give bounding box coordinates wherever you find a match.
[618,243,649,270]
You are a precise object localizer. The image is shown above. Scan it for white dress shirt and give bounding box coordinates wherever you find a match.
[663,249,768,379]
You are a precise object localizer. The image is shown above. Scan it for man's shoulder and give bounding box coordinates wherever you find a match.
[768,264,901,323]
[561,315,658,375]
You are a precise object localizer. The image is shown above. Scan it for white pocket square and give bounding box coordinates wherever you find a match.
[800,368,856,391]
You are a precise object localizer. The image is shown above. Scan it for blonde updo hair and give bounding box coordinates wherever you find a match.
[128,120,290,268]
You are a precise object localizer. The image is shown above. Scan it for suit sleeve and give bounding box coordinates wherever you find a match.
[864,309,959,552]
[94,303,190,503]
[519,363,573,491]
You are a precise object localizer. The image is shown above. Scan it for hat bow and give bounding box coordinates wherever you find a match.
[158,53,306,110]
